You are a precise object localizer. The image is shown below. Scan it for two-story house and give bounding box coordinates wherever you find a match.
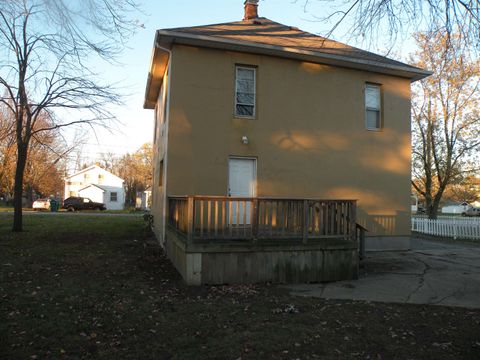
[64,165,125,210]
[144,1,431,285]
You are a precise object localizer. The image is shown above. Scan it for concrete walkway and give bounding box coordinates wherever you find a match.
[287,238,480,309]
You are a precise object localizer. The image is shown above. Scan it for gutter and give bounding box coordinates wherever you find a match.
[159,43,173,245]
[143,32,172,109]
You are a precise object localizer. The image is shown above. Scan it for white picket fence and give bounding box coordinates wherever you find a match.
[412,216,480,240]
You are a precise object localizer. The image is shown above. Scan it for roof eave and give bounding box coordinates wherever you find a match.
[156,30,431,82]
[143,31,171,109]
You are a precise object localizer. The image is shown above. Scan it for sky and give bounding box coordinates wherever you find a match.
[76,0,414,171]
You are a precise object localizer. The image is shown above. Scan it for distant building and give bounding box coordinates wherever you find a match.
[64,165,125,210]
[136,187,152,210]
[441,202,472,215]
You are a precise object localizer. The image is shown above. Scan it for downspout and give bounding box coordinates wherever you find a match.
[157,43,173,245]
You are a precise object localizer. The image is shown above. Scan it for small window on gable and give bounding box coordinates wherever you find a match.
[365,84,382,130]
[110,192,118,202]
[235,66,256,118]
[158,159,164,187]
[98,174,104,184]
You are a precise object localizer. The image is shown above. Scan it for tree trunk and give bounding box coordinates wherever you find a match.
[427,203,439,220]
[12,144,28,232]
[425,195,436,220]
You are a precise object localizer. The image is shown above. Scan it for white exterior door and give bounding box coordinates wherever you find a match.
[228,158,256,225]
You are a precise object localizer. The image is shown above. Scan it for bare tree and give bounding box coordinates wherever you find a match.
[0,0,141,231]
[411,31,480,219]
[99,152,121,173]
[0,103,16,201]
[1,102,83,205]
[297,0,480,49]
[443,176,479,203]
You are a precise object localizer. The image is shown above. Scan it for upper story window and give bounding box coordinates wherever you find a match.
[84,173,91,182]
[365,83,382,130]
[235,66,256,118]
[98,174,104,184]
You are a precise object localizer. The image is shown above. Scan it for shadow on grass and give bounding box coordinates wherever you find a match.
[0,215,479,359]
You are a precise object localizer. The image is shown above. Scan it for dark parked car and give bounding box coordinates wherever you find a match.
[62,197,106,211]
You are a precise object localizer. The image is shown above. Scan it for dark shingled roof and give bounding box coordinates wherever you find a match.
[163,18,423,73]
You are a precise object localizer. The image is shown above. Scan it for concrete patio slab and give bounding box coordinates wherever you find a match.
[287,238,480,309]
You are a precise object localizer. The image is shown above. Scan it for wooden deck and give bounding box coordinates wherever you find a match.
[165,196,359,284]
[168,196,357,243]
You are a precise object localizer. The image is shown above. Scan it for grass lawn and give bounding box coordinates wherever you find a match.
[0,207,33,213]
[1,215,479,359]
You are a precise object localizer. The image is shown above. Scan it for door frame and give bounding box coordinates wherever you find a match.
[227,156,257,198]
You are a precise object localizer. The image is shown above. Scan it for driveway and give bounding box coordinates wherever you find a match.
[287,237,480,309]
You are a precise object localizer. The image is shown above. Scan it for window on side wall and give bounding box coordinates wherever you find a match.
[365,83,382,130]
[235,66,256,118]
[158,160,164,187]
[110,192,118,202]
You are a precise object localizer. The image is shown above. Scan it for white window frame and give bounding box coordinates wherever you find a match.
[110,192,118,202]
[235,66,256,119]
[365,83,382,131]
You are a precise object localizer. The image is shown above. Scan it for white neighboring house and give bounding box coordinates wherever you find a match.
[441,202,472,215]
[64,165,125,210]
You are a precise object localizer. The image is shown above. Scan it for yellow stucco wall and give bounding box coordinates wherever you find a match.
[158,44,412,237]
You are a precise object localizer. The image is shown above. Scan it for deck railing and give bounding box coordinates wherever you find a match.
[168,196,357,244]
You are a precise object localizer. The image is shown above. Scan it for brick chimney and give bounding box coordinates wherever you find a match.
[244,0,259,20]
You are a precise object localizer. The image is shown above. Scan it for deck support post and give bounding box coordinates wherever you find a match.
[350,201,357,242]
[358,227,366,259]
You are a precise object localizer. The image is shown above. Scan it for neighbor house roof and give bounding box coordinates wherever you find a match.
[78,184,106,193]
[65,165,124,183]
[78,184,122,193]
[144,17,431,108]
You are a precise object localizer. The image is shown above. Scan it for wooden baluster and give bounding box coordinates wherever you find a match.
[268,201,273,238]
[228,200,233,238]
[350,201,357,241]
[187,196,194,245]
[330,202,334,235]
[243,200,247,238]
[207,200,212,238]
[302,200,308,244]
[288,201,293,235]
[221,199,226,238]
[235,200,240,237]
[259,200,264,238]
[252,199,258,242]
[214,200,219,237]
